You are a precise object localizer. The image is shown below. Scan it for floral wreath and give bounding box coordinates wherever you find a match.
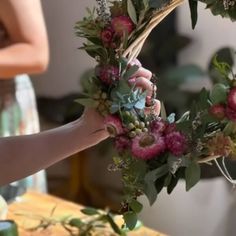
[75,0,236,232]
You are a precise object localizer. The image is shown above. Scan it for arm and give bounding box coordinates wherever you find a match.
[0,0,49,78]
[0,109,108,186]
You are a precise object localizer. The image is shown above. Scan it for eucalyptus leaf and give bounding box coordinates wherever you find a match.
[69,218,83,228]
[123,212,138,230]
[185,161,201,191]
[129,199,143,213]
[143,180,158,205]
[210,83,227,104]
[106,213,124,235]
[81,207,99,216]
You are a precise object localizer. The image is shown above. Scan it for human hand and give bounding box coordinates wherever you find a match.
[129,60,161,116]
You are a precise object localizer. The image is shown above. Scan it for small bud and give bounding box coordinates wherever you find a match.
[135,128,142,135]
[128,123,135,130]
[101,92,107,100]
[134,120,140,126]
[139,122,146,128]
[129,131,136,138]
[143,128,148,132]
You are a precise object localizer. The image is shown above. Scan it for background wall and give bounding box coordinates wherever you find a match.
[178,1,236,68]
[33,0,94,97]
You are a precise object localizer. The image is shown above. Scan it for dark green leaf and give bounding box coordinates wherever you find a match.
[123,212,138,230]
[143,180,157,205]
[81,207,99,216]
[106,213,124,235]
[129,200,143,213]
[185,161,201,191]
[149,0,171,9]
[210,83,227,104]
[188,0,198,29]
[69,218,83,228]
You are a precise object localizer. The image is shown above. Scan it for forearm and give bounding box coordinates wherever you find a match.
[0,43,48,78]
[0,117,107,186]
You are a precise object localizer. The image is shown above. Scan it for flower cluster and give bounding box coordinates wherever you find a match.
[75,0,236,232]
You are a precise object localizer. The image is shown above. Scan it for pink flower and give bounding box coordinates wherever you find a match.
[165,131,187,156]
[111,16,134,37]
[104,115,124,137]
[115,136,131,153]
[227,87,236,110]
[150,120,166,134]
[101,27,114,44]
[209,104,225,120]
[98,65,119,85]
[226,106,236,122]
[164,123,177,135]
[131,133,166,160]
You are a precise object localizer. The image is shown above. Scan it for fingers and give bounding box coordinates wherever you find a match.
[133,67,152,80]
[129,77,156,97]
[144,99,161,116]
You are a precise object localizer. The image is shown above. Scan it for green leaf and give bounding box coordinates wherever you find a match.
[210,83,227,104]
[129,200,143,213]
[144,164,169,205]
[123,65,139,80]
[106,213,124,235]
[160,101,167,120]
[149,0,171,9]
[127,0,138,24]
[145,164,169,182]
[69,218,83,228]
[198,88,210,110]
[143,180,157,205]
[81,207,99,216]
[185,161,201,191]
[75,98,96,107]
[123,211,138,230]
[188,0,198,29]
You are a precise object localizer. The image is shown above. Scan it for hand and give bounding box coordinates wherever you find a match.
[81,108,109,144]
[129,61,161,116]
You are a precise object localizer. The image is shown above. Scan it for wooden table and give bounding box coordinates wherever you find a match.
[6,192,166,236]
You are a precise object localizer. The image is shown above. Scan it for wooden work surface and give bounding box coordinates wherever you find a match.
[7,192,166,236]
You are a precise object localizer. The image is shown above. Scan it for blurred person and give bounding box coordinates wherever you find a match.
[0,0,160,193]
[0,0,49,192]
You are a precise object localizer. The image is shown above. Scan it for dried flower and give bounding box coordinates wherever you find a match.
[96,0,110,21]
[227,87,236,110]
[150,119,166,134]
[131,133,166,160]
[115,136,131,153]
[111,16,134,37]
[209,104,225,120]
[226,106,236,122]
[101,27,114,44]
[104,115,124,137]
[97,65,119,85]
[207,133,233,157]
[165,131,187,156]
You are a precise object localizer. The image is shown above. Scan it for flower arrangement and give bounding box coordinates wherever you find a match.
[75,0,236,231]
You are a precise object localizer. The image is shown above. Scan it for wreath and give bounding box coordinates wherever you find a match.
[75,0,236,231]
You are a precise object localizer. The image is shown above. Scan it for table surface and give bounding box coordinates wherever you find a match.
[7,192,166,236]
